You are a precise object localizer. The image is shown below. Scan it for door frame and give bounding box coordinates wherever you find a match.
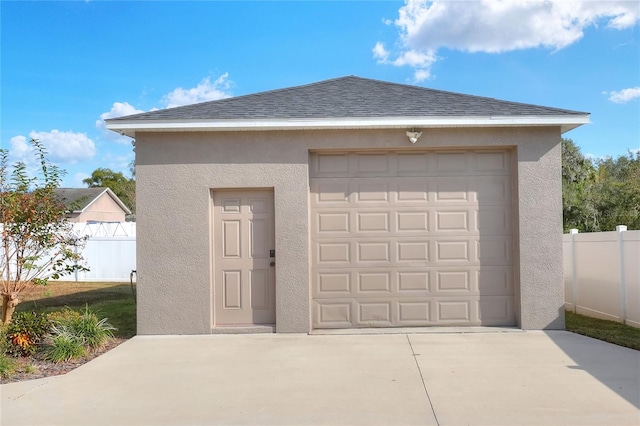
[210,188,276,330]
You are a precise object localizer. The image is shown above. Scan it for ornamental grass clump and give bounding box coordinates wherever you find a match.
[71,306,116,349]
[50,306,116,350]
[44,325,85,363]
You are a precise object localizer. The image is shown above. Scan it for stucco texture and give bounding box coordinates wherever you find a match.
[135,127,564,334]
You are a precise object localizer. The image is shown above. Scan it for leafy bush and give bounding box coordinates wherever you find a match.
[0,353,17,378]
[6,312,51,357]
[43,325,86,363]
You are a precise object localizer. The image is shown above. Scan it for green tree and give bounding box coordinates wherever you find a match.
[592,151,640,231]
[1,139,87,324]
[83,168,135,213]
[562,138,597,232]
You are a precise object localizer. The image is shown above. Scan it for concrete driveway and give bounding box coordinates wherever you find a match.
[1,330,638,426]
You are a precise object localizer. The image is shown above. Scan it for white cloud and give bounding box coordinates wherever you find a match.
[9,130,96,166]
[391,49,437,68]
[373,43,435,82]
[606,87,640,104]
[97,73,234,144]
[372,42,390,63]
[96,102,145,144]
[376,0,639,77]
[413,69,431,82]
[161,73,233,108]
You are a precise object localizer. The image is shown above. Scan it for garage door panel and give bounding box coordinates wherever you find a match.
[316,211,351,234]
[436,270,471,292]
[477,296,515,324]
[315,237,496,266]
[310,150,515,328]
[313,152,350,176]
[358,302,393,324]
[397,211,430,232]
[436,210,471,232]
[357,212,390,232]
[433,178,470,203]
[315,271,353,294]
[476,237,513,265]
[356,153,390,174]
[396,180,430,202]
[313,267,513,299]
[398,271,431,292]
[473,176,512,205]
[398,302,431,323]
[316,242,351,264]
[435,240,471,262]
[311,180,349,205]
[358,272,392,293]
[474,150,512,174]
[476,207,512,235]
[397,152,430,174]
[437,300,474,322]
[354,180,391,202]
[315,300,353,328]
[477,266,514,295]
[435,152,468,174]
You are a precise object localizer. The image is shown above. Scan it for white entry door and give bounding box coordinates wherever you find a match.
[213,190,276,326]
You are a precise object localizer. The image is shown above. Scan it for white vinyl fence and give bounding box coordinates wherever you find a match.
[563,226,640,328]
[54,222,136,283]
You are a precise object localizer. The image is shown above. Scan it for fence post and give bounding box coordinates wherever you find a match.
[74,243,79,282]
[570,229,579,313]
[616,225,627,324]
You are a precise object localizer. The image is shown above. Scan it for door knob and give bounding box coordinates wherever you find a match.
[270,261,275,267]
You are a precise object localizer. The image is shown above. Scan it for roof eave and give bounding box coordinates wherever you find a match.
[106,114,590,138]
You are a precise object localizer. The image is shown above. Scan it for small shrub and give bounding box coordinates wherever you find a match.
[49,306,116,349]
[0,353,17,378]
[6,312,51,357]
[44,325,86,363]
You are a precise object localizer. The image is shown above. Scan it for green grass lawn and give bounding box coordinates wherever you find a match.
[16,282,136,339]
[565,310,640,351]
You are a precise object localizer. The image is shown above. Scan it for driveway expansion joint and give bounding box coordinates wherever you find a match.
[406,333,440,426]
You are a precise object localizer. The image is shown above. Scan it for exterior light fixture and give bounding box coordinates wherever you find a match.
[406,129,423,144]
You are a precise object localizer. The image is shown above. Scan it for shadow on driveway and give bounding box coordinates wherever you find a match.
[546,330,640,409]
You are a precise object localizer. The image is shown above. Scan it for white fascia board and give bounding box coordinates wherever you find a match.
[106,114,590,137]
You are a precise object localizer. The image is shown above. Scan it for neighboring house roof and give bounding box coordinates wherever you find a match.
[54,187,132,215]
[106,76,590,136]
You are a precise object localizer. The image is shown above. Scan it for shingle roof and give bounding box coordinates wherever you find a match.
[108,76,586,122]
[54,187,131,214]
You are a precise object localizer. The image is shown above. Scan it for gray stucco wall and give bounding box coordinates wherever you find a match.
[135,127,564,334]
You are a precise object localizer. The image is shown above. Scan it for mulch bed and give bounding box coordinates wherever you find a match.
[1,337,127,384]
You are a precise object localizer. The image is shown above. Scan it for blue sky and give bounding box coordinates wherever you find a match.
[2,0,639,187]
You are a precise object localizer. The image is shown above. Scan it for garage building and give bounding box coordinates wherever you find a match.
[106,76,589,334]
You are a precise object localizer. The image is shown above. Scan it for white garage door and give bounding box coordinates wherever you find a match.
[310,150,515,328]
